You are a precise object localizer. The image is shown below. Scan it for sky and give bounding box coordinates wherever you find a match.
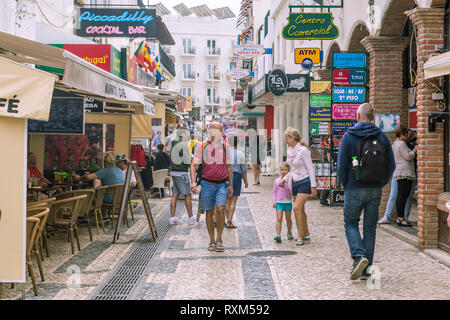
[149,0,242,18]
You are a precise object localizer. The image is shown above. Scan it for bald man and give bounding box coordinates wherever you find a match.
[190,122,233,253]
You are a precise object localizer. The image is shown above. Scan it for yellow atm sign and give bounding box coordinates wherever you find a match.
[295,48,321,64]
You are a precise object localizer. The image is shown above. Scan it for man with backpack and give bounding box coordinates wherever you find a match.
[337,103,395,281]
[190,122,233,252]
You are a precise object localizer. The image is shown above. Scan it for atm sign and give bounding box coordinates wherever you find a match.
[295,48,321,64]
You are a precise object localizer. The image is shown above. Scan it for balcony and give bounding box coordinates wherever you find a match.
[181,47,197,56]
[206,47,221,56]
[182,72,197,80]
[206,96,221,105]
[205,72,221,81]
[159,47,176,78]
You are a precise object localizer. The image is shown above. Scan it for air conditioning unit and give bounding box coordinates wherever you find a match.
[225,98,231,104]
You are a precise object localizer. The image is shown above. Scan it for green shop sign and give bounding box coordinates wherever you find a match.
[282,13,339,40]
[310,94,331,107]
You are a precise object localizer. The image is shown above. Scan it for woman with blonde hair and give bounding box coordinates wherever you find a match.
[279,127,317,246]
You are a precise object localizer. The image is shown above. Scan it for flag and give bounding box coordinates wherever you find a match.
[154,55,164,80]
[133,40,153,72]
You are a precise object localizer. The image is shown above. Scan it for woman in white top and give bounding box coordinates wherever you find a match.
[279,128,317,246]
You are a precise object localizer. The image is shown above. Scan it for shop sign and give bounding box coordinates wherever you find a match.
[333,87,366,103]
[282,13,339,40]
[64,44,111,73]
[227,69,250,80]
[110,46,122,78]
[310,81,331,94]
[232,42,266,60]
[287,74,309,92]
[332,52,366,68]
[235,91,244,102]
[331,190,345,205]
[268,69,288,96]
[310,94,331,107]
[76,8,157,38]
[332,120,357,135]
[408,87,417,109]
[409,110,417,129]
[186,96,192,112]
[332,104,359,120]
[333,70,366,85]
[310,107,332,122]
[295,48,321,65]
[310,122,331,135]
[84,98,104,113]
[128,59,138,84]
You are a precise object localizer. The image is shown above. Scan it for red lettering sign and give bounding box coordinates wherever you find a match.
[333,69,349,85]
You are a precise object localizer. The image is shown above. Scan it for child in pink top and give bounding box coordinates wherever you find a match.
[272,163,294,243]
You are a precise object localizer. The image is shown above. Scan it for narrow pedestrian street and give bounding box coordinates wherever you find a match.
[3,176,448,300]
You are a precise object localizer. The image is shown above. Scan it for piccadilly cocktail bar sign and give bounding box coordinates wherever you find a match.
[76,8,157,37]
[282,12,339,40]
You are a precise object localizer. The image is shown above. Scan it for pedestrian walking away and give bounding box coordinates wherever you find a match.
[190,122,233,252]
[273,162,294,243]
[337,103,395,281]
[170,128,195,225]
[225,135,249,229]
[279,128,317,247]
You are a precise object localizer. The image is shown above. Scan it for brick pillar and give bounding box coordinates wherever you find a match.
[361,36,409,216]
[407,8,445,249]
[317,69,332,81]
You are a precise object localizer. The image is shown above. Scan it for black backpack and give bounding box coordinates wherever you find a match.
[354,134,388,183]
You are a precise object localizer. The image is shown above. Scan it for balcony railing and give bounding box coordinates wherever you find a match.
[206,72,221,81]
[183,72,197,80]
[206,96,221,105]
[206,48,221,56]
[159,46,176,78]
[182,47,197,55]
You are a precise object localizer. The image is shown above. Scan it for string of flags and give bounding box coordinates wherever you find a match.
[132,40,165,80]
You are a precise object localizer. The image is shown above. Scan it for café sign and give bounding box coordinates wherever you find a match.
[76,8,157,38]
[232,42,266,60]
[282,13,339,40]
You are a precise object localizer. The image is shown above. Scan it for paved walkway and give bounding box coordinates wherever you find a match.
[2,176,449,300]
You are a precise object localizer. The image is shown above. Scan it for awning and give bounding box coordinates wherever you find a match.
[424,51,450,79]
[132,114,153,138]
[0,57,57,121]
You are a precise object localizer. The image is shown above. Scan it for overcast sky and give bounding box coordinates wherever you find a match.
[150,0,241,18]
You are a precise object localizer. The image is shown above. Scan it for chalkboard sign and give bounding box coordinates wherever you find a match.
[331,189,345,205]
[28,97,85,134]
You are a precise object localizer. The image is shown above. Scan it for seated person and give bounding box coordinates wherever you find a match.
[115,154,137,188]
[74,152,124,203]
[27,152,52,199]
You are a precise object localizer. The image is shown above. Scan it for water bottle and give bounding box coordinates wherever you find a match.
[352,156,360,181]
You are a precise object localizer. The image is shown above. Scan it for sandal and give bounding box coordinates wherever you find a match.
[296,239,305,246]
[208,241,216,251]
[215,240,224,252]
[287,232,294,240]
[226,223,237,229]
[274,235,282,243]
[397,218,412,227]
[303,236,311,241]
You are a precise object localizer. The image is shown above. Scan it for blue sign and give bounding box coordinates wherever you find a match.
[349,70,366,85]
[310,107,332,122]
[333,87,366,103]
[332,120,357,135]
[333,52,366,68]
[301,58,314,70]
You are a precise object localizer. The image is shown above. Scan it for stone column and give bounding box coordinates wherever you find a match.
[407,8,445,249]
[361,36,409,216]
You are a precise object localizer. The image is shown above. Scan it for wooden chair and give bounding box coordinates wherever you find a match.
[27,197,56,209]
[152,169,170,197]
[91,186,109,234]
[56,190,95,241]
[26,207,50,284]
[26,209,47,296]
[102,184,127,229]
[27,198,55,258]
[48,195,87,254]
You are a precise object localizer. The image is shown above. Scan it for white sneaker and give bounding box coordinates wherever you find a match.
[195,221,203,227]
[188,216,196,225]
[377,216,390,224]
[169,217,183,225]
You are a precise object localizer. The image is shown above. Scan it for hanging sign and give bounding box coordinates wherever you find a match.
[282,13,339,40]
[332,52,366,68]
[227,69,250,80]
[287,74,310,92]
[333,70,366,85]
[310,107,332,122]
[310,94,331,107]
[333,87,366,103]
[76,8,157,37]
[268,69,288,96]
[310,81,332,94]
[332,120,357,135]
[408,87,417,109]
[232,42,266,60]
[235,91,244,102]
[332,104,359,120]
[310,122,331,135]
[295,48,321,64]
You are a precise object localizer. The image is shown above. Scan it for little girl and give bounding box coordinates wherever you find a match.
[272,162,293,243]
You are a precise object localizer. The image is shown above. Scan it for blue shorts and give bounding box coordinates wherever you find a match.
[292,177,311,196]
[200,180,229,211]
[233,172,242,196]
[276,203,292,211]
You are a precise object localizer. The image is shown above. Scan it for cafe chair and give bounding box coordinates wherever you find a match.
[26,207,50,284]
[27,198,55,259]
[48,195,87,255]
[56,190,95,242]
[102,184,128,230]
[152,169,170,198]
[91,185,109,234]
[27,197,56,209]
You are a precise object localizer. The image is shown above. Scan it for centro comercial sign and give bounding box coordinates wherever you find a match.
[282,12,339,40]
[76,8,157,37]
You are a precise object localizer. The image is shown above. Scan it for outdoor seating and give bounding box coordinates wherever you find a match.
[56,190,95,241]
[152,169,171,198]
[47,195,87,255]
[27,197,56,209]
[26,207,50,284]
[27,198,55,258]
[91,186,109,234]
[102,184,127,229]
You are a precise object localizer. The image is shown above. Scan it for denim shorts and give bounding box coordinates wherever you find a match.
[232,172,242,196]
[276,202,292,211]
[292,177,311,195]
[200,180,229,211]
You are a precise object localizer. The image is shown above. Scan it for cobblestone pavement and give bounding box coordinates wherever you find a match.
[2,177,449,300]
